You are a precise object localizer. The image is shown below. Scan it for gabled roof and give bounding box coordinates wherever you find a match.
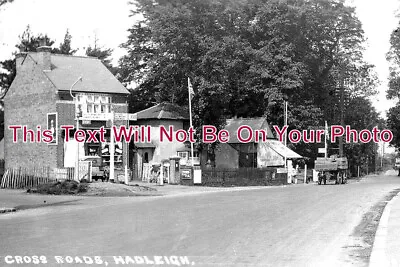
[224,117,275,143]
[136,102,189,121]
[28,53,129,95]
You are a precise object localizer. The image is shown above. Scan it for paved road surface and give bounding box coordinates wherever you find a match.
[1,175,399,267]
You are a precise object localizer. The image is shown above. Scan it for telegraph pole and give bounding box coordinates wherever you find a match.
[339,67,345,157]
[69,76,82,181]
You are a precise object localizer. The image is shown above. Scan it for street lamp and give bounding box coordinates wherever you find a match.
[70,76,83,181]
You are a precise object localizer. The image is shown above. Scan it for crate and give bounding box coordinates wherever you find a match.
[314,158,337,171]
[314,157,348,171]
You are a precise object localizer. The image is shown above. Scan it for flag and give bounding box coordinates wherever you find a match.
[188,77,194,101]
[325,121,329,140]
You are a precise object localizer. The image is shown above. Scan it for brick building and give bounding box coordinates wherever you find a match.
[4,46,130,173]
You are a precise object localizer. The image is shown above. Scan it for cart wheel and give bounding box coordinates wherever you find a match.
[342,173,347,184]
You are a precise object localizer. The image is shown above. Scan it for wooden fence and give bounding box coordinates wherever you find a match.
[53,168,74,181]
[0,160,93,188]
[1,167,53,189]
[0,159,4,177]
[142,163,152,182]
[201,167,287,186]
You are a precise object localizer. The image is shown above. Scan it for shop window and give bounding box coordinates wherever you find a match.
[100,136,123,168]
[144,152,149,163]
[86,144,100,156]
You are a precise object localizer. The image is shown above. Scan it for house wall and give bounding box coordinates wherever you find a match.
[134,119,190,164]
[4,55,58,170]
[56,94,129,168]
[215,143,239,168]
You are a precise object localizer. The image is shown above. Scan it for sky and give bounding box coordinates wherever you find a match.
[0,0,399,117]
[348,0,400,117]
[0,0,133,63]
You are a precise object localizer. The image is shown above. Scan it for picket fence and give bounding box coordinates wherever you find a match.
[1,167,53,189]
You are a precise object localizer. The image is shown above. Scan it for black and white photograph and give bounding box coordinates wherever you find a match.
[1,0,400,266]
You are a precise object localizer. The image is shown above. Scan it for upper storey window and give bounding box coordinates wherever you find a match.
[76,93,111,115]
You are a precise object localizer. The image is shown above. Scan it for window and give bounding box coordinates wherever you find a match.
[177,151,189,159]
[239,152,257,168]
[77,93,112,115]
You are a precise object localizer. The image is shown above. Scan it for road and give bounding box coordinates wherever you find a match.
[0,174,399,267]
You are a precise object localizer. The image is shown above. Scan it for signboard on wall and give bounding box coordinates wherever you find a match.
[181,169,192,180]
[80,113,110,121]
[114,113,138,121]
[47,112,58,145]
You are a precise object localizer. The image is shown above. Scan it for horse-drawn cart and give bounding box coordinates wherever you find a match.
[314,156,348,185]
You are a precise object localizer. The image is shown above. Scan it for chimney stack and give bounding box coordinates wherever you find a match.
[36,46,52,72]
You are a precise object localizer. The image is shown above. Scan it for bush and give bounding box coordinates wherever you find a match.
[32,180,88,195]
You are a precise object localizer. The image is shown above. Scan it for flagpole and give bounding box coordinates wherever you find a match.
[325,121,328,159]
[188,77,194,167]
[284,101,287,168]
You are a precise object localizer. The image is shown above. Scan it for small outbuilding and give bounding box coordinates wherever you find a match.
[131,102,199,181]
[214,117,302,168]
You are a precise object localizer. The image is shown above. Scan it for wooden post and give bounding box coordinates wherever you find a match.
[304,165,307,184]
[159,162,164,186]
[124,164,129,185]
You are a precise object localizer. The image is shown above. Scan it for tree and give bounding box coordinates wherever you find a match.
[0,26,58,140]
[119,0,380,162]
[15,25,55,52]
[387,26,400,99]
[386,20,400,150]
[0,0,12,7]
[343,97,382,175]
[85,35,115,73]
[0,26,56,96]
[0,26,59,96]
[52,29,77,55]
[386,103,400,149]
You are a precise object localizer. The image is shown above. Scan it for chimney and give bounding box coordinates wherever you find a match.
[15,52,27,73]
[36,46,52,72]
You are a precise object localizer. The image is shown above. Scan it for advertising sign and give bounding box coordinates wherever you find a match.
[181,169,192,180]
[114,113,138,121]
[47,112,58,145]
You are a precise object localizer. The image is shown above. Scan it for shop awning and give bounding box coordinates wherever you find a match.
[265,139,303,159]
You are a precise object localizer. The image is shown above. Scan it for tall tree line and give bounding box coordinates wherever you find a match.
[118,0,381,171]
[386,19,400,155]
